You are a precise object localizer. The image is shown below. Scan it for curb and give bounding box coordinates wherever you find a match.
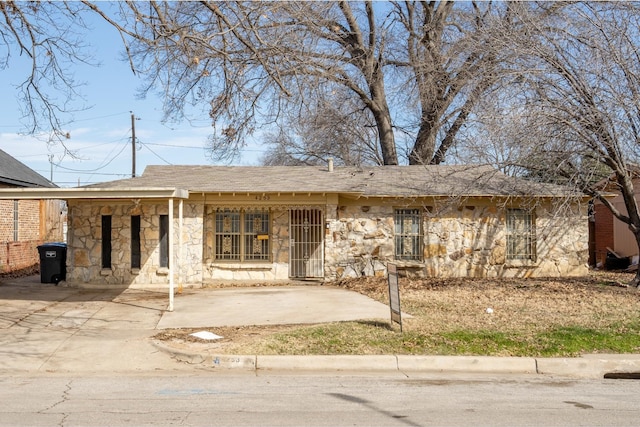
[396,355,537,374]
[153,340,640,378]
[537,356,640,379]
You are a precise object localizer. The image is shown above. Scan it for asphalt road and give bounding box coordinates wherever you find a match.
[1,372,640,426]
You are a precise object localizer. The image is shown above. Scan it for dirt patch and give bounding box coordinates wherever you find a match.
[0,264,40,281]
[155,324,304,353]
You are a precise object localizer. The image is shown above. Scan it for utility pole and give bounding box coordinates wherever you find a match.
[48,154,54,182]
[131,112,136,178]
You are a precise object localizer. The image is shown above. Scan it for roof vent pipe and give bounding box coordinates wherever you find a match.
[328,158,334,172]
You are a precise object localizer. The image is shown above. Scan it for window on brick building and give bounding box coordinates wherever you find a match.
[101,215,112,269]
[506,208,537,261]
[394,209,423,261]
[13,200,18,241]
[131,215,141,269]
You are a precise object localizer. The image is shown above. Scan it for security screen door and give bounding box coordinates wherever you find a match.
[289,209,324,278]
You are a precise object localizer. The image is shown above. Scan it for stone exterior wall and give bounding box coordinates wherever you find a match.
[324,199,589,280]
[64,196,588,287]
[324,204,393,280]
[66,200,204,287]
[202,207,290,282]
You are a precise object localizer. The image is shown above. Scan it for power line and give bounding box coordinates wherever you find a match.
[138,140,172,165]
[71,111,130,123]
[36,169,129,177]
[142,142,204,149]
[0,111,131,129]
[54,142,128,173]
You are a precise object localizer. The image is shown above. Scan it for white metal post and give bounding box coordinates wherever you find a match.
[178,199,183,292]
[168,198,174,312]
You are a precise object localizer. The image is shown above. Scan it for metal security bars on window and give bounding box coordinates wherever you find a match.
[506,209,537,261]
[244,211,270,261]
[216,211,240,260]
[394,209,423,261]
[214,209,270,261]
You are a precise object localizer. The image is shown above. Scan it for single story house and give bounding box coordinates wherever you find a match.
[0,149,64,273]
[0,163,589,288]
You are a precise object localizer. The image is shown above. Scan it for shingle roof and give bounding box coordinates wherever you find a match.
[85,164,575,198]
[0,149,56,188]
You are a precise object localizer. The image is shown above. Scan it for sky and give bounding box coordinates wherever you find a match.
[0,7,265,188]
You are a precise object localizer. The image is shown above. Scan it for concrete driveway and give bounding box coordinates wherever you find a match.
[158,285,391,329]
[0,275,391,373]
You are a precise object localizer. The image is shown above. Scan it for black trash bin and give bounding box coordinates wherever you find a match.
[37,243,67,284]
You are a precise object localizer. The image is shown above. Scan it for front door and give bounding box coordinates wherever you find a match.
[289,209,324,278]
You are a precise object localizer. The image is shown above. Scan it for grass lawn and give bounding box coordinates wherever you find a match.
[156,271,640,357]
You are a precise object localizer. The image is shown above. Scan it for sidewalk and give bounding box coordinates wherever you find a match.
[1,275,640,378]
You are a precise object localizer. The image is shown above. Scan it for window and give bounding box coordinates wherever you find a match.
[215,209,270,261]
[101,215,112,269]
[244,211,270,261]
[506,209,536,261]
[13,200,18,241]
[394,209,423,261]
[159,215,169,268]
[131,215,141,269]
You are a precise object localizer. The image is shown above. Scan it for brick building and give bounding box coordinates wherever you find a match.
[590,176,640,268]
[0,149,64,273]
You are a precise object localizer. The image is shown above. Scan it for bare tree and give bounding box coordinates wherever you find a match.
[1,1,94,148]
[261,89,383,166]
[85,1,516,166]
[3,1,557,170]
[474,2,640,285]
[85,1,400,164]
[389,1,504,165]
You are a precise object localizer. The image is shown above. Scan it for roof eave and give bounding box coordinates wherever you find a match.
[0,187,189,200]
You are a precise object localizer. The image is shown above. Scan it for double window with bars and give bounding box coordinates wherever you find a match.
[214,209,270,261]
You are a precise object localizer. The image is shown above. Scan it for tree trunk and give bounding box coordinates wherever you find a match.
[409,119,437,165]
[368,77,398,165]
[632,230,640,288]
[375,109,398,165]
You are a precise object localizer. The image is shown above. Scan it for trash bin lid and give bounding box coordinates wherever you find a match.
[38,242,67,249]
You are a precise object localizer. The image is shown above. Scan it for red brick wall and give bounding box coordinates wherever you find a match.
[0,240,41,272]
[0,200,15,242]
[593,203,614,267]
[0,199,64,273]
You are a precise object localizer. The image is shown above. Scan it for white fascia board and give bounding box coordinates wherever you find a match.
[0,187,189,200]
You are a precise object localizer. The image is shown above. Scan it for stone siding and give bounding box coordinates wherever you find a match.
[324,200,588,280]
[65,197,588,287]
[202,207,290,282]
[66,200,203,287]
[324,204,393,280]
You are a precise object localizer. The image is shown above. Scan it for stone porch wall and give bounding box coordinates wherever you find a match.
[324,201,589,281]
[66,200,204,287]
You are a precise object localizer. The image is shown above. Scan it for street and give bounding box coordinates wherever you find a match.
[1,371,639,426]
